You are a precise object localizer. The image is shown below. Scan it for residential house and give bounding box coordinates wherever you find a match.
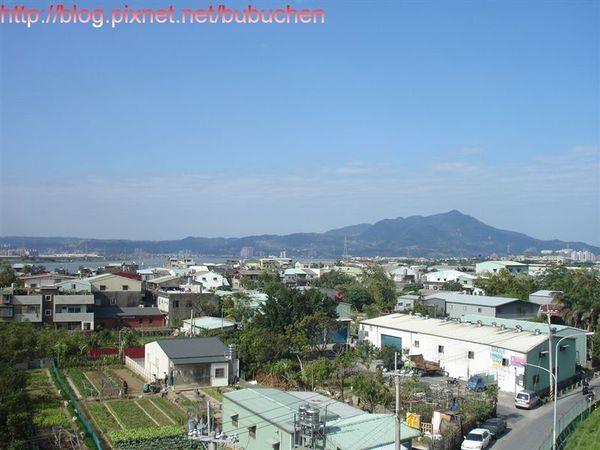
[85,272,143,307]
[19,273,76,289]
[94,306,166,330]
[141,337,238,388]
[156,289,219,327]
[396,294,419,312]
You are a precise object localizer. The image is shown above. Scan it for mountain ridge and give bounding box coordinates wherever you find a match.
[1,210,598,258]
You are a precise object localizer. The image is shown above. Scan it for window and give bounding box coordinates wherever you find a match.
[100,285,107,291]
[122,285,129,291]
[72,284,77,290]
[231,414,238,427]
[477,308,482,313]
[67,306,81,313]
[45,295,51,301]
[215,368,226,378]
[45,309,52,316]
[533,374,540,384]
[363,330,369,337]
[438,345,444,354]
[502,358,509,367]
[468,351,474,359]
[110,298,117,306]
[31,283,38,288]
[414,340,420,348]
[186,302,192,308]
[248,425,256,438]
[272,444,280,450]
[173,300,179,308]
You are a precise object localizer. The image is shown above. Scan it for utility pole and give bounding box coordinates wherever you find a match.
[207,400,211,436]
[395,352,401,450]
[547,304,554,400]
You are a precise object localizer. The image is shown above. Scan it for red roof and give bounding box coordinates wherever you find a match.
[112,272,142,281]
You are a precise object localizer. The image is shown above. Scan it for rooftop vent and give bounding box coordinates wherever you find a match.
[516,325,523,332]
[500,324,506,331]
[535,329,541,335]
[477,320,483,327]
[425,315,429,319]
[492,322,497,327]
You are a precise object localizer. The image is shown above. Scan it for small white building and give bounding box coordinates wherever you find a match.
[193,271,230,291]
[359,313,577,393]
[144,337,237,388]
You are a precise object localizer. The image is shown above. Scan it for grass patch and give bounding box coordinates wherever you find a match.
[565,408,600,450]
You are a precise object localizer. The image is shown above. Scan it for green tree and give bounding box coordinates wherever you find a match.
[312,270,354,289]
[360,266,397,310]
[340,284,374,311]
[351,371,393,413]
[303,358,334,389]
[0,265,21,288]
[378,344,401,371]
[441,281,464,291]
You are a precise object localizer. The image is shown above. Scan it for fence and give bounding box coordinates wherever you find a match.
[88,346,144,359]
[50,360,103,450]
[125,355,152,381]
[538,389,600,450]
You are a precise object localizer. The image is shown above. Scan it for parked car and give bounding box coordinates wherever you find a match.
[482,417,507,438]
[461,428,492,450]
[514,389,540,409]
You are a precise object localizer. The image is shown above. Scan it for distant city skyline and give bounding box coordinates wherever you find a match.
[1,1,599,245]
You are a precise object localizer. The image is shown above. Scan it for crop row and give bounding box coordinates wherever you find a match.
[150,397,187,425]
[86,402,122,433]
[136,399,174,426]
[106,400,152,429]
[108,425,183,444]
[115,435,194,450]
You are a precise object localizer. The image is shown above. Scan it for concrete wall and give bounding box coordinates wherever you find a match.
[222,397,293,450]
[360,322,531,393]
[144,341,170,381]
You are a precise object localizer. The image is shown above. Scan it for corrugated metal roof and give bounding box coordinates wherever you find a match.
[326,413,421,449]
[147,275,181,284]
[425,292,519,307]
[360,313,549,353]
[154,337,227,360]
[223,388,417,445]
[460,314,585,336]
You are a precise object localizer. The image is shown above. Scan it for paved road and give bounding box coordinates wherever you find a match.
[491,378,600,450]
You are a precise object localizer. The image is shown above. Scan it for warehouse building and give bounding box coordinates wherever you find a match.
[359,314,578,394]
[424,292,539,320]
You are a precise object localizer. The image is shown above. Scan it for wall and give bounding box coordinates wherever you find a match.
[446,302,496,318]
[525,338,577,393]
[222,397,293,450]
[144,341,170,381]
[211,362,229,387]
[496,301,539,319]
[360,322,529,392]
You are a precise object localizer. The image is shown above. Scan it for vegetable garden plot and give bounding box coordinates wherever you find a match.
[66,368,99,397]
[136,398,175,426]
[150,397,188,425]
[86,402,123,433]
[106,400,150,429]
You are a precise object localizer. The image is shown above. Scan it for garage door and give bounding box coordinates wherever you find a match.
[381,334,402,350]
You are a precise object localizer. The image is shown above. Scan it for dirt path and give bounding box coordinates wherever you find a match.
[111,368,144,395]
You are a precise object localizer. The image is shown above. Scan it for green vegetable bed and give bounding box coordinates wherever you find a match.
[86,402,122,433]
[136,399,175,426]
[150,397,187,425]
[106,400,150,429]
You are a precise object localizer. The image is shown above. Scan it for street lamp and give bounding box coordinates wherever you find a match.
[552,331,594,450]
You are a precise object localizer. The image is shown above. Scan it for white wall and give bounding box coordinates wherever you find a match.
[144,341,170,381]
[211,362,229,387]
[360,323,525,393]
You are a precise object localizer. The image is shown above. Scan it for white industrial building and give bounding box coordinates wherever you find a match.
[359,314,578,394]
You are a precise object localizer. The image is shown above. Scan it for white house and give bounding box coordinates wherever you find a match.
[143,337,237,388]
[193,271,230,291]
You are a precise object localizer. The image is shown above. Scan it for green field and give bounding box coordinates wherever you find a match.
[565,408,600,450]
[26,369,71,429]
[85,395,188,447]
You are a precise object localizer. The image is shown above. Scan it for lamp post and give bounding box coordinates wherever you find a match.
[552,331,594,450]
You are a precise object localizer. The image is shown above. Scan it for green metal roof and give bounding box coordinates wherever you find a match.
[326,413,421,450]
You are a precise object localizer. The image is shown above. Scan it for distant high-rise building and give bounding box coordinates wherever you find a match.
[240,246,254,259]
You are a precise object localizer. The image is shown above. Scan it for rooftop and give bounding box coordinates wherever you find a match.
[183,316,236,330]
[95,306,164,319]
[224,388,420,444]
[153,337,228,364]
[425,292,520,307]
[360,313,553,353]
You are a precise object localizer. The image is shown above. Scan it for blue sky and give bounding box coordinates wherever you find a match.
[1,0,599,245]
